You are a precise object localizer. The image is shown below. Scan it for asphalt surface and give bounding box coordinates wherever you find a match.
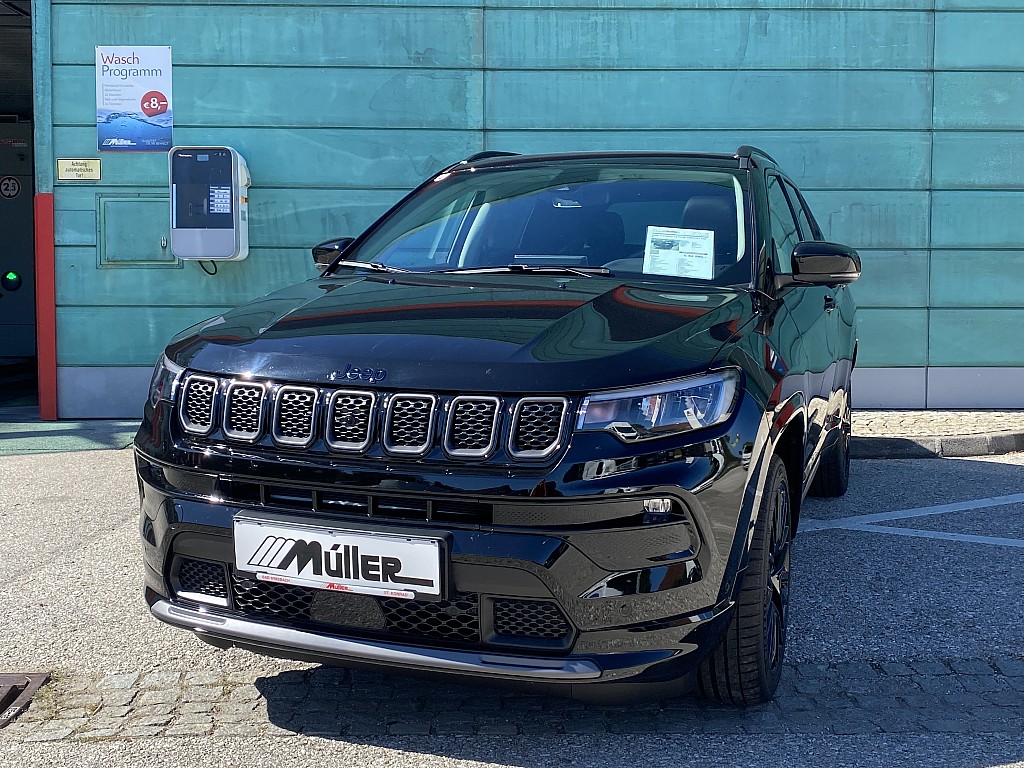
[1,448,1023,767]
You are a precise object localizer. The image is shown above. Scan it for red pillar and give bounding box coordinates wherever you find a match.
[34,192,57,420]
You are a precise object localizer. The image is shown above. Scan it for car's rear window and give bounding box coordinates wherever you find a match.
[338,163,752,286]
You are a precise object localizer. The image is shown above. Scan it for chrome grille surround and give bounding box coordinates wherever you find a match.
[222,381,266,442]
[325,389,377,452]
[179,374,220,435]
[444,395,501,459]
[509,397,569,460]
[272,385,320,447]
[383,393,437,456]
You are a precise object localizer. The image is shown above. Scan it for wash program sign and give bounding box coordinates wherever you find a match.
[96,46,172,152]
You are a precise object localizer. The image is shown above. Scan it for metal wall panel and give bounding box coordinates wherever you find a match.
[41,0,1024,414]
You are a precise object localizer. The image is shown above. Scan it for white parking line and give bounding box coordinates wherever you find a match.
[841,523,1024,549]
[802,491,1024,547]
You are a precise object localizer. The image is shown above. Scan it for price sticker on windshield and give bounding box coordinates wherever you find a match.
[643,226,715,280]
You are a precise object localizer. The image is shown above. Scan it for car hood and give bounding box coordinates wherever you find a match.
[167,274,755,392]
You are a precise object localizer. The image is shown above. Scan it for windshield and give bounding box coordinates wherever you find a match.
[332,163,752,286]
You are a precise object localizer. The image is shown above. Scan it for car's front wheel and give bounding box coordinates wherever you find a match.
[697,454,792,705]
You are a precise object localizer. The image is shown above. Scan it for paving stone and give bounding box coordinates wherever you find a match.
[917,677,965,695]
[835,662,879,679]
[137,689,178,706]
[97,673,139,690]
[140,670,182,689]
[74,728,121,740]
[562,720,608,734]
[183,685,224,702]
[949,659,996,675]
[180,702,215,714]
[176,713,214,725]
[880,663,916,677]
[960,676,1008,694]
[22,727,75,742]
[994,659,1024,677]
[56,707,90,720]
[129,714,173,727]
[478,723,521,735]
[923,717,977,733]
[101,690,137,707]
[63,694,102,710]
[87,717,129,730]
[388,721,432,735]
[228,684,263,701]
[912,661,952,676]
[183,671,224,686]
[984,690,1024,707]
[943,692,993,709]
[121,726,164,738]
[132,703,175,718]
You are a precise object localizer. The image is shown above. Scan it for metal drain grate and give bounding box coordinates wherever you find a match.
[0,672,50,728]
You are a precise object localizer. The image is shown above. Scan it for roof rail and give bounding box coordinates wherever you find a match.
[735,145,777,166]
[461,150,520,164]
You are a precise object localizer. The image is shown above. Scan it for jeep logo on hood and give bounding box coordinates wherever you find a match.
[330,364,387,384]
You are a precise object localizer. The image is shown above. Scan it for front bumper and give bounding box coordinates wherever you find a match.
[135,389,767,695]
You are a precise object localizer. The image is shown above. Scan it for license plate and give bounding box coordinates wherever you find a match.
[233,517,442,600]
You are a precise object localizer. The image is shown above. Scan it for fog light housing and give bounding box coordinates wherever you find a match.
[643,498,673,515]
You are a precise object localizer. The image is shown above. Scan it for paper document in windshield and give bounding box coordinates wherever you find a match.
[642,226,715,280]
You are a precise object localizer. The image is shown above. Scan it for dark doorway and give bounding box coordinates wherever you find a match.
[0,0,36,408]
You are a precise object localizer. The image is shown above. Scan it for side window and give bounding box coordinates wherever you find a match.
[766,175,801,275]
[783,179,819,241]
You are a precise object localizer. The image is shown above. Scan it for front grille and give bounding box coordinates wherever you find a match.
[224,382,264,440]
[180,375,218,434]
[493,598,571,639]
[274,386,318,446]
[326,390,375,451]
[176,558,228,599]
[177,371,573,463]
[384,395,436,455]
[510,398,568,459]
[445,396,500,458]
[229,573,481,643]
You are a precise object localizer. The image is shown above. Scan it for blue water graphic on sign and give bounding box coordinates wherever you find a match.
[96,110,173,151]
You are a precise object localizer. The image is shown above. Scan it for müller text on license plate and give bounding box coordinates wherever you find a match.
[233,517,442,599]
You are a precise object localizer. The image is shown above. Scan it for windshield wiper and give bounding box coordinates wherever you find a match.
[436,264,611,278]
[330,260,409,274]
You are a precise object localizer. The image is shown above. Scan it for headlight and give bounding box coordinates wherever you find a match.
[576,370,739,442]
[148,353,183,408]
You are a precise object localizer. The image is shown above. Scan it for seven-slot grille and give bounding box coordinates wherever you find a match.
[180,375,219,434]
[384,394,437,455]
[445,396,500,458]
[510,398,569,459]
[274,386,318,446]
[223,382,264,440]
[177,374,569,461]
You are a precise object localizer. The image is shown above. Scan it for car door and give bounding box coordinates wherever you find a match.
[784,178,854,443]
[765,173,832,475]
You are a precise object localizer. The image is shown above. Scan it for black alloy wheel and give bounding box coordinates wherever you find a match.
[698,455,792,705]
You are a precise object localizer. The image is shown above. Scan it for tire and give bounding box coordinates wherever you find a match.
[698,455,792,706]
[809,392,852,498]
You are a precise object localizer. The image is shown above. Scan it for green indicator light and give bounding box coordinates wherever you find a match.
[1,271,22,291]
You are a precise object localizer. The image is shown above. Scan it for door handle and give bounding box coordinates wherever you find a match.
[824,295,837,312]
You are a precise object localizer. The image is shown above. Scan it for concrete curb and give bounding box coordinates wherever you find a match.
[851,431,1024,460]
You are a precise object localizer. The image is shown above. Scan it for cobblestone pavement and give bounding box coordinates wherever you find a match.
[4,657,1024,743]
[853,409,1024,437]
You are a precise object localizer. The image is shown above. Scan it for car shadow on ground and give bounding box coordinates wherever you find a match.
[254,664,779,741]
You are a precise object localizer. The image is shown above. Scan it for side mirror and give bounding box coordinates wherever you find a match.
[781,241,861,288]
[311,237,355,269]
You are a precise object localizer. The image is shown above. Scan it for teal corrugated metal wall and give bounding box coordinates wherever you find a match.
[45,0,1024,375]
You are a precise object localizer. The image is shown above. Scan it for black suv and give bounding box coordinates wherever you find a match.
[136,147,859,704]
